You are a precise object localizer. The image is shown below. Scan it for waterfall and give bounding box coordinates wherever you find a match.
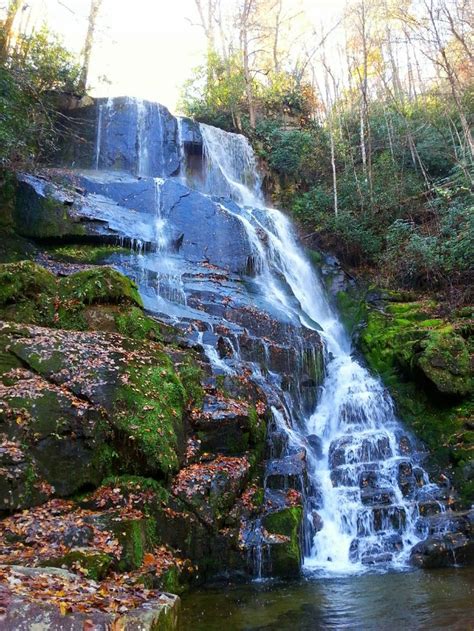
[82,101,445,575]
[200,124,263,206]
[136,99,150,177]
[195,123,438,573]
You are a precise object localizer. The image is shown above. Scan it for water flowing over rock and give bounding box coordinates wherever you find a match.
[19,95,471,578]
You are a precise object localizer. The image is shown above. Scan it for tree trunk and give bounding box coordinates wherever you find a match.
[78,0,103,94]
[1,0,24,61]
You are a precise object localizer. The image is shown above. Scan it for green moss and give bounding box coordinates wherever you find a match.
[14,185,87,239]
[113,518,157,570]
[306,248,324,266]
[336,289,367,336]
[47,244,128,264]
[359,300,473,504]
[113,358,186,476]
[41,550,112,580]
[417,331,472,396]
[248,406,266,451]
[161,566,182,594]
[59,267,143,308]
[115,307,163,341]
[263,506,302,578]
[0,261,56,321]
[91,444,119,478]
[101,475,169,504]
[252,487,264,507]
[0,262,145,332]
[177,356,204,408]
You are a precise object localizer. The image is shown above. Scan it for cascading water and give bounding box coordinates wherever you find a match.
[192,123,441,574]
[78,97,449,576]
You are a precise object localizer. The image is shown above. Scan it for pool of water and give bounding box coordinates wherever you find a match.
[180,567,474,630]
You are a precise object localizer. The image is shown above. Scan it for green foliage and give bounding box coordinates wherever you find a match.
[385,191,474,288]
[0,27,80,169]
[180,51,247,130]
[181,52,316,133]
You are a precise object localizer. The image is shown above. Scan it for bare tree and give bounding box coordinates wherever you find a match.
[78,0,103,93]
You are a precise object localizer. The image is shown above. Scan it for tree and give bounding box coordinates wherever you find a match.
[1,0,25,62]
[78,0,103,93]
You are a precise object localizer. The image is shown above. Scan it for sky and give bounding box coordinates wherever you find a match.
[8,0,347,113]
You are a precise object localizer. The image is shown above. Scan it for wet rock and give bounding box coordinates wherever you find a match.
[360,488,395,506]
[306,434,323,459]
[410,532,474,568]
[311,511,324,532]
[415,510,472,536]
[55,96,181,178]
[163,179,254,273]
[190,394,265,456]
[262,506,303,578]
[357,505,406,536]
[328,434,391,469]
[171,456,250,527]
[265,452,307,491]
[418,500,444,517]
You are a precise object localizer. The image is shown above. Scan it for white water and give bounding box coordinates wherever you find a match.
[195,123,435,574]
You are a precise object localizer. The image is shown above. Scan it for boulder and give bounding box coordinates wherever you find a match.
[410,532,474,568]
[415,330,472,396]
[262,506,303,578]
[0,565,180,630]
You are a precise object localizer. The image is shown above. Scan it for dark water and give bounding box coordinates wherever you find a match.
[180,568,474,630]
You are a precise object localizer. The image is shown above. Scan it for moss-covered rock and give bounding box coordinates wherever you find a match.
[416,330,472,396]
[40,548,113,580]
[263,506,302,577]
[59,267,142,308]
[0,261,143,332]
[0,320,199,507]
[359,298,474,503]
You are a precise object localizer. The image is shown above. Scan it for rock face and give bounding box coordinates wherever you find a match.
[52,96,181,177]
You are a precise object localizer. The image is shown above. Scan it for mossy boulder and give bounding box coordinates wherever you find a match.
[263,506,302,577]
[0,365,109,500]
[0,320,199,510]
[415,330,472,396]
[0,261,57,325]
[59,267,143,308]
[0,261,143,331]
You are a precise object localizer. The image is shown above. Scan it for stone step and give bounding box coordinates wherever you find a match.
[415,510,472,536]
[265,452,307,491]
[357,504,407,536]
[350,533,404,564]
[328,434,392,469]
